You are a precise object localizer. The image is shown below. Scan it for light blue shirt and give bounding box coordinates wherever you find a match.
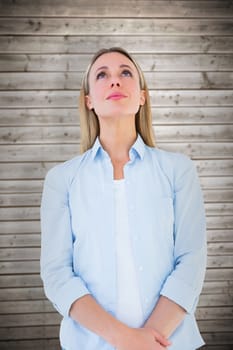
[40,134,207,350]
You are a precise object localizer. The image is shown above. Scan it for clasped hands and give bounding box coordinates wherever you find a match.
[116,325,171,350]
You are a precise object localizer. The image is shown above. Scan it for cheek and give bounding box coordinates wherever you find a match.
[90,82,107,101]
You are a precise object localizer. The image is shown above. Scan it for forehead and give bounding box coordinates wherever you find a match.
[89,52,137,73]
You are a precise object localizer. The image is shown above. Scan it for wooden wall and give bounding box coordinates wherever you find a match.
[0,1,233,349]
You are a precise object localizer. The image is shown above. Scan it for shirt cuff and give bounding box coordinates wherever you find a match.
[52,277,90,317]
[160,274,198,314]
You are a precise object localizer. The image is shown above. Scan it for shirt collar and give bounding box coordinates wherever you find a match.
[91,134,145,161]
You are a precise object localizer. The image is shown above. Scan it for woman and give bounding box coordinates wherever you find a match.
[40,47,207,350]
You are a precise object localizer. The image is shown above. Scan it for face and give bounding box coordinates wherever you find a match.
[85,52,145,119]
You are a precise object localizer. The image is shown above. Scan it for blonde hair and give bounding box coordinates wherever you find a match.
[79,47,156,153]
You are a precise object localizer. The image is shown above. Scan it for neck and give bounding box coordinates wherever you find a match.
[98,115,137,162]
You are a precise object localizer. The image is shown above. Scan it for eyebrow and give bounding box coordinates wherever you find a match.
[95,64,133,74]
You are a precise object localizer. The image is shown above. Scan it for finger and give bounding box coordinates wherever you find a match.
[153,330,171,347]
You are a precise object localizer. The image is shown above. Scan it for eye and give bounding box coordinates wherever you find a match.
[96,71,106,80]
[121,69,133,77]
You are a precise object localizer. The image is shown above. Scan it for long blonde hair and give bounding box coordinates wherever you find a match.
[79,47,156,153]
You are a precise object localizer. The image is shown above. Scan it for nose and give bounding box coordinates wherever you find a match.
[110,75,121,88]
[111,82,120,87]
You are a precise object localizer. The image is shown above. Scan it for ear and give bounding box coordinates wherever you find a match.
[85,95,93,110]
[140,90,146,106]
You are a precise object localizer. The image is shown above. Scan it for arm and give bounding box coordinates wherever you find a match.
[144,296,186,338]
[145,156,207,338]
[40,166,90,317]
[70,294,171,349]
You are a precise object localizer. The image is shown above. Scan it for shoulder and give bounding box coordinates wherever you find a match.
[146,145,196,184]
[44,149,91,190]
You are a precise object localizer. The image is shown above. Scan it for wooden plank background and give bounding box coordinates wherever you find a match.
[0,0,233,349]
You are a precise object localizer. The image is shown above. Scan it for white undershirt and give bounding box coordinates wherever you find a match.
[114,179,143,328]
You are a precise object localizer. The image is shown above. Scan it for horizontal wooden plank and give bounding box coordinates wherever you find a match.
[204,347,233,350]
[206,216,233,230]
[0,312,61,327]
[0,260,39,274]
[0,193,42,206]
[0,325,59,340]
[0,144,79,162]
[1,54,233,72]
[196,306,233,320]
[1,71,233,90]
[201,177,233,190]
[0,286,45,301]
[198,294,233,307]
[0,125,79,144]
[202,280,233,294]
[0,338,60,350]
[0,207,39,221]
[0,261,40,278]
[195,160,233,176]
[1,90,232,108]
[207,256,233,268]
[1,125,233,144]
[1,18,233,36]
[0,247,40,261]
[202,332,233,344]
[0,234,40,248]
[0,162,56,180]
[0,180,43,193]
[1,143,233,162]
[0,221,40,234]
[152,107,233,125]
[0,159,232,181]
[208,242,233,256]
[207,230,233,242]
[0,274,42,288]
[206,191,233,207]
[205,268,233,281]
[199,320,233,334]
[1,36,233,54]
[0,107,233,126]
[0,0,232,18]
[0,299,54,314]
[160,143,233,159]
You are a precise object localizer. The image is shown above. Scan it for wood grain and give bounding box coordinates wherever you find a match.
[0,0,232,348]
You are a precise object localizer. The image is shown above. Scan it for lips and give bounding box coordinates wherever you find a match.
[106,92,127,100]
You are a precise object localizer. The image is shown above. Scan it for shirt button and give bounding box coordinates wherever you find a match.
[145,298,149,304]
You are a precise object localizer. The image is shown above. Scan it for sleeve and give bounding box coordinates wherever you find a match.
[160,155,207,314]
[40,165,90,318]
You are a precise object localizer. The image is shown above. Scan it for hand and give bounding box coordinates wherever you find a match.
[116,326,171,350]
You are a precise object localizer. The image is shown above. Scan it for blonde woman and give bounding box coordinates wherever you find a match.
[40,47,207,350]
